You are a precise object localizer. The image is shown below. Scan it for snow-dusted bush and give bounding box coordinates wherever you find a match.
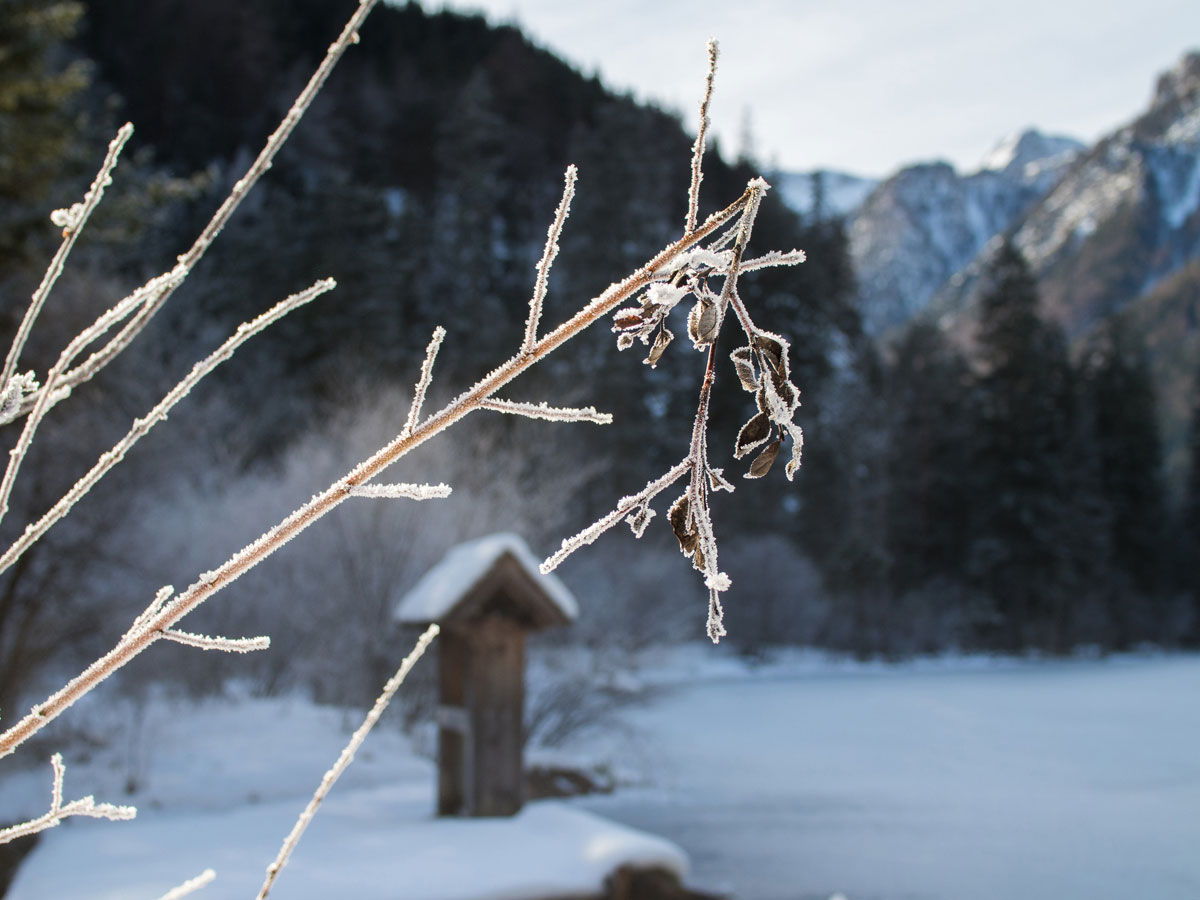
[0,2,805,894]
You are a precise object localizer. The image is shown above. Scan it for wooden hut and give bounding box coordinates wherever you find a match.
[395,533,577,817]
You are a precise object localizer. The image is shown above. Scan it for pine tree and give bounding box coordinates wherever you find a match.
[0,1,89,261]
[885,320,973,594]
[967,240,1093,651]
[1080,319,1169,639]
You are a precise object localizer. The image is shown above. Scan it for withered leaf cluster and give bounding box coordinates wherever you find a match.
[730,330,803,480]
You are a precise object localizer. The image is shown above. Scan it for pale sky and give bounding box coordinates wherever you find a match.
[424,0,1199,178]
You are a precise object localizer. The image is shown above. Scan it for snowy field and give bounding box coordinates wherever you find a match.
[4,650,1199,900]
[571,649,1200,900]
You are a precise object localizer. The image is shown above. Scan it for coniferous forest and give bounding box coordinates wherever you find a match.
[1,0,1198,724]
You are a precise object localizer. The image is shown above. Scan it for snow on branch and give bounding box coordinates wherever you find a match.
[255,625,439,900]
[349,483,452,501]
[480,398,612,425]
[401,326,446,438]
[524,165,578,355]
[1,123,134,395]
[159,629,270,654]
[0,279,336,577]
[685,39,719,235]
[0,753,136,845]
[153,869,216,900]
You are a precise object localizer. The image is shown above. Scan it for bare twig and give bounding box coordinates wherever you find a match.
[0,753,136,845]
[542,459,692,573]
[158,630,271,654]
[480,398,612,424]
[153,869,216,900]
[255,625,439,900]
[5,0,385,422]
[0,279,336,576]
[348,483,452,500]
[685,39,719,235]
[1,123,134,393]
[401,326,446,438]
[524,165,578,355]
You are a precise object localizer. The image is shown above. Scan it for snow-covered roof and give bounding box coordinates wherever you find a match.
[395,532,578,626]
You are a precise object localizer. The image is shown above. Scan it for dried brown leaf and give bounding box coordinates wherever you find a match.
[687,299,719,346]
[745,437,781,479]
[730,346,759,392]
[734,411,771,458]
[644,328,673,367]
[668,493,698,555]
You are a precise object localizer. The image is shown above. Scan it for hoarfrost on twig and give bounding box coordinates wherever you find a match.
[524,165,577,355]
[1,123,134,396]
[153,869,216,900]
[685,39,719,235]
[541,460,691,574]
[0,279,336,577]
[0,753,136,845]
[349,483,452,500]
[255,625,439,900]
[158,629,271,654]
[402,327,446,438]
[480,398,612,425]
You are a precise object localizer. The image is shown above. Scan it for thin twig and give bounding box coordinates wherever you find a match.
[401,327,446,438]
[158,630,270,653]
[1,124,134,393]
[348,483,452,500]
[480,398,612,424]
[0,279,335,576]
[685,39,719,235]
[10,0,385,418]
[153,869,216,900]
[524,165,577,355]
[0,753,136,845]
[541,459,692,573]
[255,625,438,900]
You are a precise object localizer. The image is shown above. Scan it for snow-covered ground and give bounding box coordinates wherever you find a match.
[568,648,1200,900]
[4,650,1199,900]
[1,690,683,900]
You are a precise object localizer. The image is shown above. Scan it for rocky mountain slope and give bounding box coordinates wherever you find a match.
[845,130,1083,334]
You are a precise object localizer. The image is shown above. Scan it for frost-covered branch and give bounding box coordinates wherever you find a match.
[0,184,753,760]
[348,483,452,500]
[153,869,216,900]
[401,326,446,438]
[0,753,136,845]
[685,39,719,235]
[14,0,389,410]
[524,165,577,355]
[1,123,133,395]
[158,629,271,654]
[542,459,692,574]
[480,398,612,425]
[255,625,439,900]
[0,279,336,576]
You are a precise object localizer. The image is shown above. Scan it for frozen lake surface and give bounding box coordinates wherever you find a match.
[572,653,1200,900]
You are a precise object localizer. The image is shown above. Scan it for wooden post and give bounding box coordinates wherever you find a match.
[468,616,526,816]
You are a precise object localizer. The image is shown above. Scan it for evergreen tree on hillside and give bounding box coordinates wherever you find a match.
[0,1,89,262]
[885,320,973,594]
[1081,320,1168,615]
[1181,384,1200,644]
[967,240,1098,651]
